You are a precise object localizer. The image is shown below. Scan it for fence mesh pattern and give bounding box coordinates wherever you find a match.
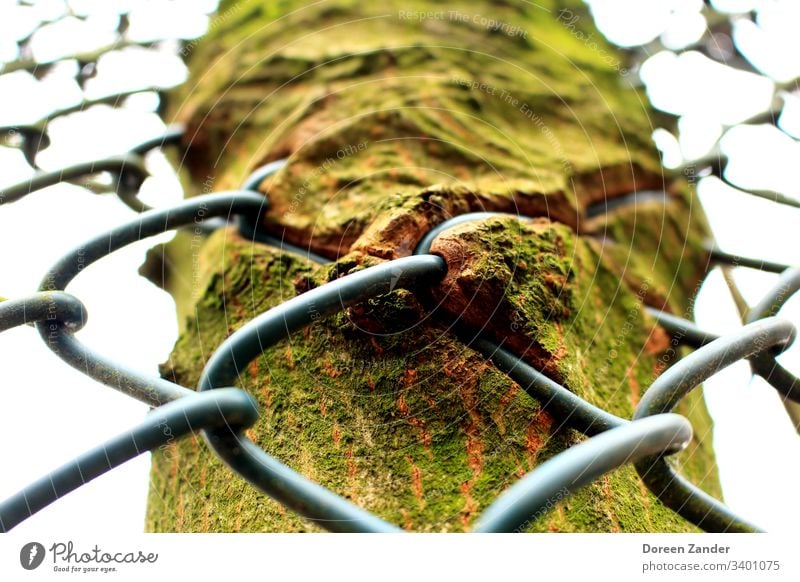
[0,2,798,533]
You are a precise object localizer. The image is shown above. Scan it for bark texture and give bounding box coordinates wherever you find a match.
[146,0,719,532]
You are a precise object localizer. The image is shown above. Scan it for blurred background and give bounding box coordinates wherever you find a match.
[0,0,798,533]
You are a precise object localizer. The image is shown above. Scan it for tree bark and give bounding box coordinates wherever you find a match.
[145,0,719,532]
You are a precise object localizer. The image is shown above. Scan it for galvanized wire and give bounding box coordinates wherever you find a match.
[745,268,800,402]
[633,318,796,532]
[36,191,267,406]
[0,292,84,334]
[472,414,693,533]
[1,3,799,535]
[415,213,799,533]
[2,178,795,532]
[0,153,148,206]
[2,165,797,532]
[464,335,626,436]
[0,124,50,167]
[197,256,444,533]
[0,387,258,533]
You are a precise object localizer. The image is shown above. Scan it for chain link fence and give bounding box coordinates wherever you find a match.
[0,1,798,533]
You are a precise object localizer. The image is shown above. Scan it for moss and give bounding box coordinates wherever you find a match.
[592,183,711,312]
[168,0,665,257]
[148,221,718,532]
[425,215,720,507]
[148,0,720,533]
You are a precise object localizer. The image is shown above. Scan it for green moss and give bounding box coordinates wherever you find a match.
[148,222,718,532]
[594,184,711,312]
[148,0,720,533]
[169,0,664,256]
[426,215,719,479]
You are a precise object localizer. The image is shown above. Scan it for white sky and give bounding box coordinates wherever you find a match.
[0,0,799,533]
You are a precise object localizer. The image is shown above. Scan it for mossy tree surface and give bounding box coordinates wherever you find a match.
[147,0,719,532]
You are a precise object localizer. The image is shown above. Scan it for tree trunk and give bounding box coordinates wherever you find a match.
[145,0,719,532]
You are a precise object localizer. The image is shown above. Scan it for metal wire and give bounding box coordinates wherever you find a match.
[197,256,445,533]
[236,158,332,263]
[412,211,799,532]
[473,414,693,533]
[679,152,800,210]
[745,267,800,402]
[129,123,185,157]
[0,158,794,535]
[0,124,189,212]
[633,317,796,532]
[192,254,690,533]
[2,2,799,535]
[0,153,148,206]
[0,124,50,167]
[644,307,720,348]
[0,387,259,533]
[0,292,85,333]
[37,191,268,406]
[414,212,514,255]
[240,159,288,192]
[465,335,626,436]
[706,242,792,275]
[0,191,790,531]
